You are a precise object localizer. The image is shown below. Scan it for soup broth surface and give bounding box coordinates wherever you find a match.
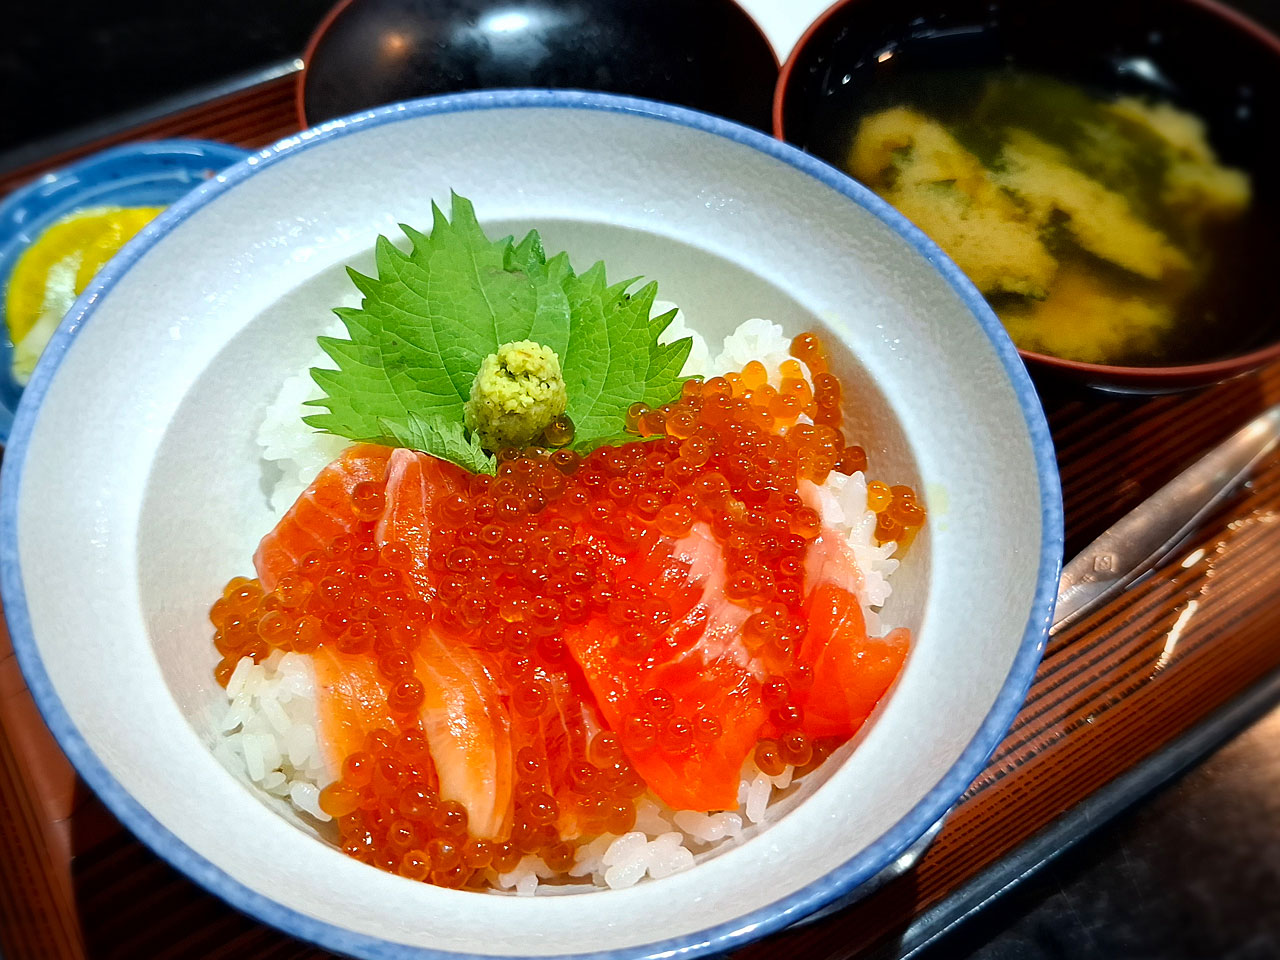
[822,69,1277,367]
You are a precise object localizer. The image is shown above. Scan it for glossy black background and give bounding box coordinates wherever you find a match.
[3,0,332,154]
[5,2,1280,957]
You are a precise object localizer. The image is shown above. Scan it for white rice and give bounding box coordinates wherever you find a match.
[214,650,334,820]
[257,319,349,515]
[224,303,905,891]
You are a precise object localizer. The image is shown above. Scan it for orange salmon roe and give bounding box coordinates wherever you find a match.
[210,332,924,888]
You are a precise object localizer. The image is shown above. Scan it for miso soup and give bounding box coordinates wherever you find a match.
[826,70,1275,367]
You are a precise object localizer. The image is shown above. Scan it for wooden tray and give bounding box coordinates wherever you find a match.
[3,75,1280,959]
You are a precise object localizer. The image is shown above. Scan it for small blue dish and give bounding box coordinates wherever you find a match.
[0,139,249,443]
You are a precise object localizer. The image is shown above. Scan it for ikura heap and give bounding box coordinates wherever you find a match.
[210,332,925,891]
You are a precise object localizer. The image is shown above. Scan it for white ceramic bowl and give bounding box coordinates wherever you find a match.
[0,92,1062,959]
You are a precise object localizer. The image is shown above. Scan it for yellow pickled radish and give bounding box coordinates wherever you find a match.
[5,206,164,382]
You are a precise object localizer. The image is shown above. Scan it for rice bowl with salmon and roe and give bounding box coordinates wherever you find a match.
[208,195,926,895]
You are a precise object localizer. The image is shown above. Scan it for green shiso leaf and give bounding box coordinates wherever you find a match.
[379,413,495,475]
[303,192,691,471]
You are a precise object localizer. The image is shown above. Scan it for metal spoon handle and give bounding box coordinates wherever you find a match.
[1052,401,1280,634]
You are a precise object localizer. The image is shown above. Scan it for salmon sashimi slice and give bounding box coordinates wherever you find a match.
[310,644,400,774]
[797,530,910,740]
[413,629,514,840]
[545,670,606,837]
[507,663,604,838]
[632,657,764,811]
[564,522,767,812]
[658,525,755,669]
[799,583,908,738]
[802,525,869,605]
[375,448,469,597]
[254,443,393,590]
[312,630,515,840]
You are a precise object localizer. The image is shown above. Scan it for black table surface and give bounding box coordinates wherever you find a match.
[918,695,1280,960]
[6,2,1280,958]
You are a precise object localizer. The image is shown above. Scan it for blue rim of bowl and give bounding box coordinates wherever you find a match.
[0,90,1063,960]
[0,138,251,444]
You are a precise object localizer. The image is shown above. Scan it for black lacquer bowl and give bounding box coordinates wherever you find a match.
[776,0,1280,393]
[300,0,780,131]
